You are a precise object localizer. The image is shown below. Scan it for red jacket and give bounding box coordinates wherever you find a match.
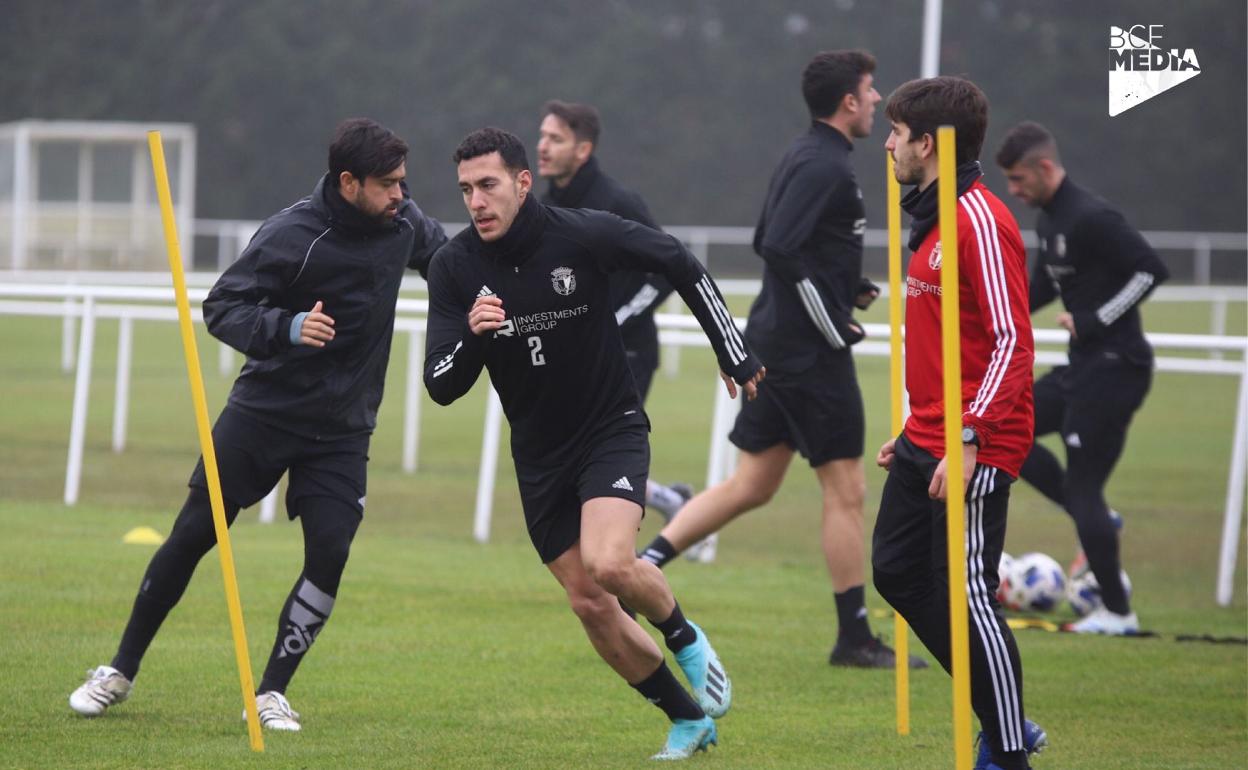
[903,179,1034,477]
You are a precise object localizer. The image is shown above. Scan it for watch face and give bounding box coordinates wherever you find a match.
[962,427,976,444]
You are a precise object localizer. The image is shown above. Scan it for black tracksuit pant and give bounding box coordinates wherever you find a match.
[873,434,1028,758]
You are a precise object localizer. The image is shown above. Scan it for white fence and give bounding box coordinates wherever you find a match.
[186,220,1248,286]
[0,282,1245,606]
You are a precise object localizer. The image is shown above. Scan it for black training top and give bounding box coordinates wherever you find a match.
[747,121,867,372]
[543,156,674,371]
[1031,177,1170,367]
[423,196,758,459]
[204,174,447,439]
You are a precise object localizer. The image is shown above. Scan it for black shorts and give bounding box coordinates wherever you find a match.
[188,406,369,520]
[729,352,864,466]
[514,413,649,563]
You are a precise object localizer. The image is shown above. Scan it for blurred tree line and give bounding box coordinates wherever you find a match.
[4,0,1244,243]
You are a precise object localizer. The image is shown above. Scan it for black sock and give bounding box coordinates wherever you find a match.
[650,601,697,654]
[639,536,678,568]
[631,662,705,722]
[257,575,336,694]
[834,586,874,647]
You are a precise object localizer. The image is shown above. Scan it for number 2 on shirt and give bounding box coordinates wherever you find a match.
[527,335,546,366]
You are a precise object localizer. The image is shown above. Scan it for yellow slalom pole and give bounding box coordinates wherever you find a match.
[886,153,911,737]
[937,126,972,769]
[148,131,264,752]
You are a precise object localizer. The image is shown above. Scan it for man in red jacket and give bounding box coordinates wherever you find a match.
[873,77,1045,770]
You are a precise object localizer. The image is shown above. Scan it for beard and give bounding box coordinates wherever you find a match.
[353,190,397,224]
[893,156,924,186]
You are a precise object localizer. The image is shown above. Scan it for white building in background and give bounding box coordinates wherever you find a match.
[0,120,195,270]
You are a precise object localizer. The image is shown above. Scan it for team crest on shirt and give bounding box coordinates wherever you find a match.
[928,242,942,270]
[551,266,576,296]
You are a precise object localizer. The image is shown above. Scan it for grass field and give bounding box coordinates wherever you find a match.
[1,298,1245,769]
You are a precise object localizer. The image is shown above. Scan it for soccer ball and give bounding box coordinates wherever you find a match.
[998,552,1066,612]
[1066,568,1133,617]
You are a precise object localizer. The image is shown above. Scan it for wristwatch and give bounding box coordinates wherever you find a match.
[961,426,980,447]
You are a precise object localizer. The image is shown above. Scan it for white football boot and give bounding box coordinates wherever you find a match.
[1068,606,1139,635]
[245,691,302,731]
[69,665,132,716]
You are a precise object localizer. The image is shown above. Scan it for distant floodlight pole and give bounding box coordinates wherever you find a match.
[921,0,943,77]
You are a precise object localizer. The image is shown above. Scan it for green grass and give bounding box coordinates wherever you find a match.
[0,304,1245,769]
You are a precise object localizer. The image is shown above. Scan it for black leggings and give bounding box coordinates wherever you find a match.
[1020,362,1150,613]
[112,487,360,683]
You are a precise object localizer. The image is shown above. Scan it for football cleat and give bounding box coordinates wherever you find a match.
[244,691,302,731]
[1066,607,1139,636]
[683,534,718,564]
[69,665,132,716]
[651,715,717,761]
[829,636,930,669]
[974,718,1048,769]
[673,621,731,719]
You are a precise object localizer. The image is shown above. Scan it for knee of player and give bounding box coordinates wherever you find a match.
[565,587,617,624]
[872,567,908,602]
[726,475,776,510]
[305,536,352,574]
[825,483,866,512]
[582,555,636,596]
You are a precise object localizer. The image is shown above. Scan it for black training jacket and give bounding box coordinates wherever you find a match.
[423,196,758,460]
[1031,177,1170,367]
[204,174,447,439]
[748,122,867,372]
[543,156,674,371]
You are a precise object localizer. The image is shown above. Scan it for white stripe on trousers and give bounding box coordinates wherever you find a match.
[964,465,1024,751]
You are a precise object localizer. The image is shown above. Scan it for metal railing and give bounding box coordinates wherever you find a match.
[184,219,1246,284]
[0,282,1244,606]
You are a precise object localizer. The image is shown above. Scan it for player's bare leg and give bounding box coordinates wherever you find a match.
[547,540,663,682]
[815,457,866,591]
[579,497,731,719]
[653,444,793,554]
[820,456,928,669]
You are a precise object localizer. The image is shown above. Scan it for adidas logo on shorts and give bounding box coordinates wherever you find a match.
[612,476,634,492]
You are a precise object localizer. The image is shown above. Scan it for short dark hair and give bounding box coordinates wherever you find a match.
[542,100,601,145]
[884,76,989,166]
[452,127,530,174]
[802,50,877,119]
[995,121,1060,169]
[328,118,408,182]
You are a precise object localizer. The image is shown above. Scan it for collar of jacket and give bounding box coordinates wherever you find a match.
[901,160,983,251]
[545,155,600,207]
[314,173,401,237]
[1041,174,1073,214]
[811,120,853,151]
[473,194,545,265]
